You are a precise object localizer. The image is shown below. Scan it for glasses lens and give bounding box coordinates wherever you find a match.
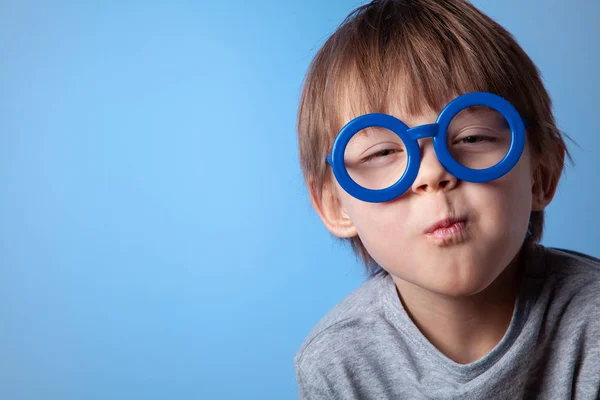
[343,126,407,190]
[446,106,512,170]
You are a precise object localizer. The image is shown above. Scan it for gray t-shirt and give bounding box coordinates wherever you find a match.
[294,246,600,399]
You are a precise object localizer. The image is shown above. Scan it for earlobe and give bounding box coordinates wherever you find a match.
[531,184,547,211]
[309,180,358,238]
[531,157,562,212]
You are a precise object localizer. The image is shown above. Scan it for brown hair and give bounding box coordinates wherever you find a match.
[297,0,570,276]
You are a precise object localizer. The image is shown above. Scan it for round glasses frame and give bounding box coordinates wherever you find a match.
[325,92,527,203]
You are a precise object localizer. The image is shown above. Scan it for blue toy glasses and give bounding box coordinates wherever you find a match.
[325,92,527,203]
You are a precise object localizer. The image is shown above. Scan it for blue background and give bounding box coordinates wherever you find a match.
[1,1,598,398]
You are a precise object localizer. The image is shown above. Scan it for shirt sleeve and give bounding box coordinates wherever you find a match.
[295,363,334,399]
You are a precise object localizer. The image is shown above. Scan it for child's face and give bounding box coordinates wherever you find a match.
[329,104,540,297]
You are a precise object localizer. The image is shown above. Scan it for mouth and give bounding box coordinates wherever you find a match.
[424,217,468,240]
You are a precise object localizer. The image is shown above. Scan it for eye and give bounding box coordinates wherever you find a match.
[362,148,403,163]
[451,126,504,147]
[456,135,497,144]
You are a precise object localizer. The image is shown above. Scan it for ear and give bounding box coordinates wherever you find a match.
[309,179,358,238]
[531,141,565,211]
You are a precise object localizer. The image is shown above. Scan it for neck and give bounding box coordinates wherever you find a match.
[392,250,525,365]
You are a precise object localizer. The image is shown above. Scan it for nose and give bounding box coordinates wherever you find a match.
[410,138,458,194]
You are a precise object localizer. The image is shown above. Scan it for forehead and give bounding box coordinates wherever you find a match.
[337,86,505,139]
[332,59,470,123]
[336,87,443,135]
[334,71,450,130]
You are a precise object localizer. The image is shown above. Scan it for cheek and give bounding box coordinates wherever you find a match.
[346,201,410,238]
[472,156,534,238]
[341,195,414,266]
[501,154,534,214]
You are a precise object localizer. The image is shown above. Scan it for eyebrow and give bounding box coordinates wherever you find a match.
[462,106,489,114]
[451,106,504,121]
[353,126,382,137]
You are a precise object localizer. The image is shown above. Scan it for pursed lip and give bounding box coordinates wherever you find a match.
[424,217,467,234]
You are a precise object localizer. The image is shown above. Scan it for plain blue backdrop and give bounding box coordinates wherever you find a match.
[1,1,598,399]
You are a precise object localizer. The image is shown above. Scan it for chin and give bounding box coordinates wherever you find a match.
[422,267,498,298]
[431,280,490,298]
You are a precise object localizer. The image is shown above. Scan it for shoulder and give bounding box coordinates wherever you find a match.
[539,245,600,330]
[542,246,600,293]
[294,274,391,371]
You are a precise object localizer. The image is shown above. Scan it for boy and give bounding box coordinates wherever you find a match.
[294,0,600,398]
